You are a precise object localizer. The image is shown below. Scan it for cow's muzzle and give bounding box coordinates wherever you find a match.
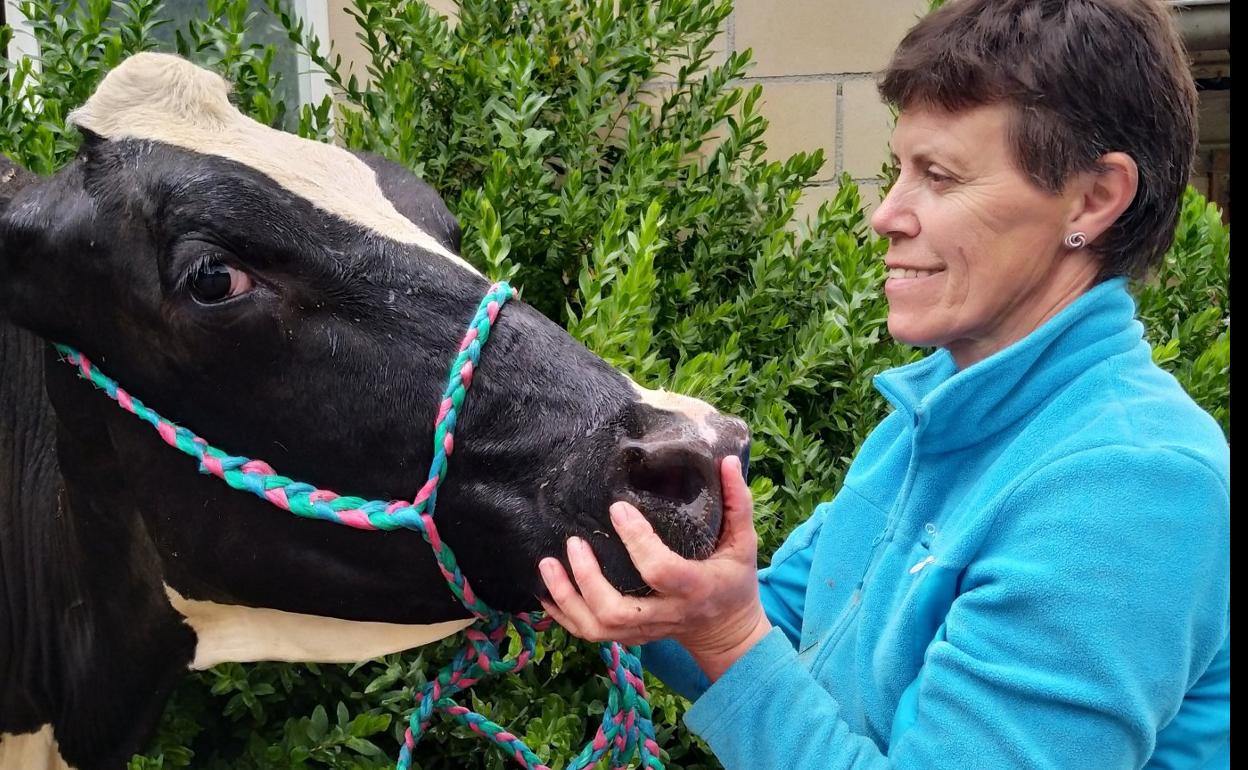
[610,412,751,564]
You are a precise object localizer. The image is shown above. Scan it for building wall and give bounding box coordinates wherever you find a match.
[325,1,1228,223]
[733,0,927,220]
[326,0,923,221]
[327,0,458,78]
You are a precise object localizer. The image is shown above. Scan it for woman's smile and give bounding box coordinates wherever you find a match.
[884,266,946,295]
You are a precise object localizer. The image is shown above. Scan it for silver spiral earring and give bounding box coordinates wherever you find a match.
[1064,232,1087,249]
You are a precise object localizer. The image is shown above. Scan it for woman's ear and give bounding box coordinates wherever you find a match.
[1068,152,1139,244]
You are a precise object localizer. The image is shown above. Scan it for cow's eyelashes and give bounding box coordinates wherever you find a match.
[186,257,255,304]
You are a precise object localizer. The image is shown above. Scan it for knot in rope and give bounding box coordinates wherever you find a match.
[55,281,665,770]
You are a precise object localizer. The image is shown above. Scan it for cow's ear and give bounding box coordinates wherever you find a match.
[76,127,106,158]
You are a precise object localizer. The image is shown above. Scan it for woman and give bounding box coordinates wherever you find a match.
[539,0,1230,767]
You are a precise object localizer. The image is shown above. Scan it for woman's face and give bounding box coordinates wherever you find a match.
[872,103,1101,368]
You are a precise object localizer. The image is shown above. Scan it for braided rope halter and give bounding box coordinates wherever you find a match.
[54,281,664,770]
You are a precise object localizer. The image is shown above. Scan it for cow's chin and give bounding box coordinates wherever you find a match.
[635,490,723,560]
[590,493,723,597]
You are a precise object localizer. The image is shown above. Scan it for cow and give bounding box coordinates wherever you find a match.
[0,52,750,770]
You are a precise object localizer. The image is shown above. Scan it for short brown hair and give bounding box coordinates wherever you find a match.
[878,0,1197,281]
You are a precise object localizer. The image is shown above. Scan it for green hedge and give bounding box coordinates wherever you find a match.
[1,1,1229,768]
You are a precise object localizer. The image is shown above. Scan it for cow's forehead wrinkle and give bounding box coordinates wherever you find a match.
[68,52,478,275]
[118,155,363,285]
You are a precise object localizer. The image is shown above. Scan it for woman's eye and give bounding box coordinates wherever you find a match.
[925,167,953,184]
[188,261,253,304]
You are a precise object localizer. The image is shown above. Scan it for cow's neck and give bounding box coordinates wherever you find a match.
[1,324,60,734]
[1,323,196,770]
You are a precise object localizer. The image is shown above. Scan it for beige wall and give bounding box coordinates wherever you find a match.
[327,0,928,222]
[735,0,927,222]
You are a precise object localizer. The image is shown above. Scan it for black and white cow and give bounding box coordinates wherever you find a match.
[0,53,749,769]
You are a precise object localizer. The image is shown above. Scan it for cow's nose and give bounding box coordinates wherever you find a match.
[617,437,722,552]
[721,416,752,479]
[613,414,750,558]
[703,412,752,482]
[621,437,717,515]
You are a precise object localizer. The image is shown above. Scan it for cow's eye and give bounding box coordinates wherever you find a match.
[188,260,253,304]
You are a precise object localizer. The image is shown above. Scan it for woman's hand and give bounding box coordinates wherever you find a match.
[538,455,771,681]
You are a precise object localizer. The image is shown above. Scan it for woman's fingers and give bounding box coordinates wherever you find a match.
[609,502,694,594]
[565,536,627,608]
[539,470,762,646]
[539,598,574,633]
[545,539,653,641]
[539,556,608,640]
[565,536,687,631]
[540,534,690,641]
[717,455,757,556]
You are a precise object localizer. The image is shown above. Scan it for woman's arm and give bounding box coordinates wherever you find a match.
[542,447,1230,770]
[637,463,830,700]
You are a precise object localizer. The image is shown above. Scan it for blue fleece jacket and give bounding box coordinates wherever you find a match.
[642,278,1230,769]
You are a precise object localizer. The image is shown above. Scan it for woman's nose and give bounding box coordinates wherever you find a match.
[870,182,918,240]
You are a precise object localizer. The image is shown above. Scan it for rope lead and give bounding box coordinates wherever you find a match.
[55,281,665,770]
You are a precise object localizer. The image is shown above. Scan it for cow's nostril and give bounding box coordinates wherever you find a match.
[620,440,713,508]
[627,456,706,507]
[613,433,735,561]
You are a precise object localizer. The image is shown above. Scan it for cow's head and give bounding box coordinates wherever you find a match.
[0,54,748,650]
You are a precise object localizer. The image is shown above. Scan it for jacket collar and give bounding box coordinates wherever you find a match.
[873,278,1143,453]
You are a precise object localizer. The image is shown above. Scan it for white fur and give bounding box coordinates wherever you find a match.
[164,585,473,669]
[0,725,74,770]
[68,53,477,274]
[631,382,720,443]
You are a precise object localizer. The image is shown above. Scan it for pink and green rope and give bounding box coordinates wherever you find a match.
[54,281,664,770]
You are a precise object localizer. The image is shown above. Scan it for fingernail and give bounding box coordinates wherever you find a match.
[567,536,585,554]
[539,558,557,579]
[610,503,633,527]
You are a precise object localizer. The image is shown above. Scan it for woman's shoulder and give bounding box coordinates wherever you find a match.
[1022,341,1228,483]
[957,345,1231,555]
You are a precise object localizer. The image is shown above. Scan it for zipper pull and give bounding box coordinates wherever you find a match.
[909,555,936,575]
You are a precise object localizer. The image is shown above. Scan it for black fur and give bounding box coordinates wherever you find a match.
[0,126,746,766]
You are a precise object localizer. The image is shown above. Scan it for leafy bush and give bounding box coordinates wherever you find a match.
[1135,192,1231,437]
[1,1,1228,768]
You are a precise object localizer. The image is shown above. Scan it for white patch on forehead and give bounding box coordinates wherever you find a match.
[0,725,75,770]
[164,585,473,669]
[67,53,477,274]
[630,381,720,444]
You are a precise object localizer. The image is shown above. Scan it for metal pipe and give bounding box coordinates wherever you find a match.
[1169,1,1231,52]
